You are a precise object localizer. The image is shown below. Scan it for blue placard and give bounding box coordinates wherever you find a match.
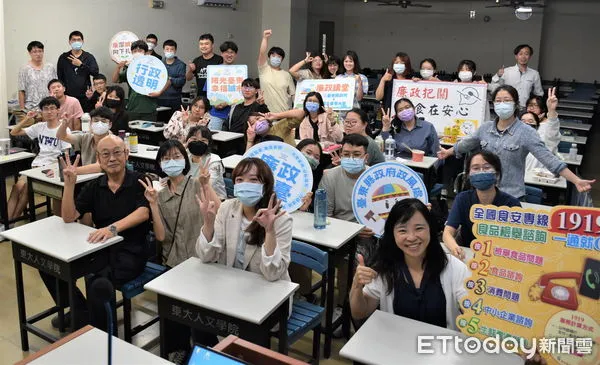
[244,141,313,213]
[352,161,429,238]
[126,55,168,96]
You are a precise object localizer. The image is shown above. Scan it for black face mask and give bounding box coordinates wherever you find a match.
[104,99,121,109]
[188,141,208,156]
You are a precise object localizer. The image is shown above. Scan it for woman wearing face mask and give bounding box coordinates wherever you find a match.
[139,139,221,358]
[163,96,211,143]
[454,60,485,84]
[443,151,520,260]
[336,51,368,109]
[185,126,226,200]
[350,198,469,330]
[413,58,440,82]
[437,85,595,199]
[289,52,327,82]
[524,87,561,171]
[56,106,113,174]
[101,85,129,134]
[195,157,292,283]
[324,55,342,79]
[381,98,440,158]
[376,52,413,111]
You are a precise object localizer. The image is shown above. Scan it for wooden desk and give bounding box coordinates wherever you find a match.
[0,152,35,230]
[2,216,122,350]
[16,325,172,364]
[144,258,298,358]
[128,143,159,173]
[291,211,364,358]
[19,164,102,222]
[340,310,523,365]
[129,121,166,146]
[214,335,308,365]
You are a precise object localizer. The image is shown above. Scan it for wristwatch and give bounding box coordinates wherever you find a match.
[109,225,118,237]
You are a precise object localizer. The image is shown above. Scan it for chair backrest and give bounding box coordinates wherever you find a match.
[525,185,543,204]
[291,240,328,275]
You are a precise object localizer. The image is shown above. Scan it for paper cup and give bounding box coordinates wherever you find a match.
[412,149,425,162]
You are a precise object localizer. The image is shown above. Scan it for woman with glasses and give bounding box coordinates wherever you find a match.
[163,96,211,143]
[442,151,520,260]
[524,88,561,171]
[380,98,440,158]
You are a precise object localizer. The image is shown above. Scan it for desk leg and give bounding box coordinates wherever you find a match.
[56,277,65,333]
[68,279,77,333]
[343,241,357,339]
[159,317,167,358]
[27,178,36,222]
[323,251,336,358]
[0,177,9,230]
[14,260,29,351]
[278,298,289,355]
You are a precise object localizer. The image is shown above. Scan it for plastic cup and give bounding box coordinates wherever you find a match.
[412,149,425,162]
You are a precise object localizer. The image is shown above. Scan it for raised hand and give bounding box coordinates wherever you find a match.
[85,86,94,99]
[330,150,340,166]
[575,178,595,193]
[26,110,38,120]
[381,107,392,131]
[59,154,80,186]
[188,61,196,72]
[246,121,256,142]
[200,113,211,126]
[196,184,218,224]
[497,65,505,77]
[263,29,272,38]
[352,254,378,289]
[96,92,106,108]
[180,105,191,123]
[256,89,265,105]
[253,193,285,232]
[117,61,127,69]
[304,52,314,64]
[546,87,558,113]
[67,55,82,67]
[381,68,393,82]
[197,157,211,186]
[138,176,158,205]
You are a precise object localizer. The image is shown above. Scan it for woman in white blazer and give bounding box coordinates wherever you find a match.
[350,198,469,330]
[195,157,292,282]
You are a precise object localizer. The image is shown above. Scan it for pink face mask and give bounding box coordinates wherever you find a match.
[254,119,270,135]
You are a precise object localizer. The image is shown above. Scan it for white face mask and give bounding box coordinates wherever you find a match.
[91,121,110,136]
[458,71,473,82]
[164,51,175,59]
[132,52,144,59]
[420,69,434,79]
[393,63,406,74]
[147,42,156,51]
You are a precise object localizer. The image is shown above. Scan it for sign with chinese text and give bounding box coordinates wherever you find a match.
[457,205,599,365]
[293,79,355,111]
[109,31,139,63]
[126,55,168,96]
[244,141,312,213]
[392,80,487,136]
[206,65,248,105]
[352,161,428,238]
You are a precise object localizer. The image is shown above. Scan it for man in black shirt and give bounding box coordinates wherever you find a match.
[40,135,150,332]
[146,33,162,60]
[186,33,223,97]
[225,78,269,134]
[82,74,107,112]
[57,30,99,108]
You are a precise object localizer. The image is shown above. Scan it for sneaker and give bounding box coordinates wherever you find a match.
[51,312,71,330]
[168,350,188,365]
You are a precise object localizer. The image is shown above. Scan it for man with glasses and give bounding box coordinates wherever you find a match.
[39,134,151,331]
[82,74,108,112]
[18,41,57,112]
[7,96,72,227]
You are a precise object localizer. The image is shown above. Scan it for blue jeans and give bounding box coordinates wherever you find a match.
[208,115,226,131]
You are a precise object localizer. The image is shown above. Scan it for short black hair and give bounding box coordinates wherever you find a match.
[190,96,211,111]
[155,139,191,177]
[199,33,215,43]
[268,46,285,60]
[47,78,64,90]
[186,125,213,145]
[105,86,126,110]
[146,34,158,41]
[296,138,323,155]
[27,41,44,52]
[526,95,547,114]
[420,58,437,70]
[220,41,238,53]
[457,59,477,73]
[131,40,148,52]
[514,44,533,56]
[89,106,115,121]
[163,39,177,49]
[491,85,521,116]
[93,74,107,82]
[241,78,260,89]
[69,31,83,40]
[39,96,60,110]
[466,150,503,182]
[342,133,369,153]
[347,108,368,124]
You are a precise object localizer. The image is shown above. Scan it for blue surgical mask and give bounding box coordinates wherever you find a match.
[469,172,497,190]
[234,182,264,206]
[305,101,320,113]
[164,51,175,59]
[494,102,515,120]
[160,159,186,177]
[270,56,282,67]
[71,41,83,51]
[341,157,365,175]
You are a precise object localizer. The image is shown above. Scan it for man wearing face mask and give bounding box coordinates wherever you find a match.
[257,29,295,113]
[157,39,186,118]
[57,31,99,107]
[57,106,114,175]
[146,34,162,60]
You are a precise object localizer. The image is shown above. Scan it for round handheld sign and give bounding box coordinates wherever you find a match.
[243,141,313,213]
[352,161,429,238]
[126,55,168,96]
[109,31,139,63]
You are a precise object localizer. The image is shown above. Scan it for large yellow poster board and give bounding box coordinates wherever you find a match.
[457,205,599,365]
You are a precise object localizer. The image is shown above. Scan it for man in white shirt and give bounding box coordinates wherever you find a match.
[489,44,543,108]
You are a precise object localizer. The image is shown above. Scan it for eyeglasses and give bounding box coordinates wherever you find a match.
[344,120,360,126]
[99,149,125,160]
[42,106,58,111]
[470,164,495,173]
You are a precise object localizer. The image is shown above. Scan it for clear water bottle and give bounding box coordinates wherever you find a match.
[314,188,327,230]
[385,135,396,160]
[125,132,131,151]
[569,143,577,161]
[375,135,384,152]
[81,112,91,124]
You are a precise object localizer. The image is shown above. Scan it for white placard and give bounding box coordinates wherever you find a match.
[109,31,139,63]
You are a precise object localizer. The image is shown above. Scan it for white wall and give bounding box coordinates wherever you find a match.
[341,1,544,76]
[307,0,345,57]
[290,0,309,63]
[539,0,600,82]
[0,0,8,138]
[261,0,292,69]
[3,0,264,100]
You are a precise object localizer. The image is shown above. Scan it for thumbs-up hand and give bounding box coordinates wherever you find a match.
[352,254,378,289]
[497,65,505,77]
